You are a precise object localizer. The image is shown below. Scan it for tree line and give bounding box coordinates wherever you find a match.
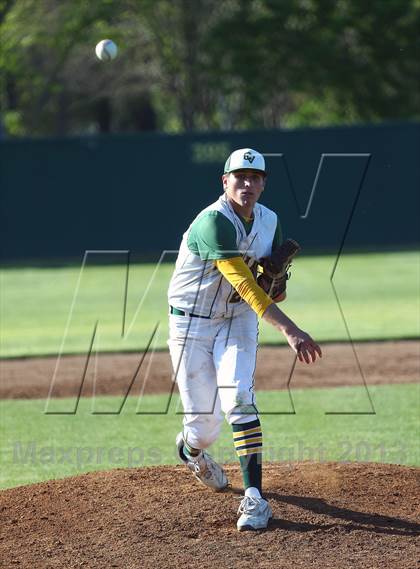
[1,0,419,137]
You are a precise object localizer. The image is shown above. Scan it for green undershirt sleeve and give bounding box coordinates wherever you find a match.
[187,211,240,260]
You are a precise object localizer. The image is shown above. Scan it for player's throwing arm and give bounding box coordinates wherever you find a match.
[262,303,322,364]
[256,238,322,364]
[168,147,322,533]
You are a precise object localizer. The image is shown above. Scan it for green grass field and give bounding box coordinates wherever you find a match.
[1,251,418,490]
[1,384,418,489]
[1,251,419,357]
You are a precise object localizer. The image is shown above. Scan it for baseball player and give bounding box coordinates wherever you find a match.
[168,148,321,531]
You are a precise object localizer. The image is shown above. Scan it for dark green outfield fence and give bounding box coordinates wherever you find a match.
[1,122,419,262]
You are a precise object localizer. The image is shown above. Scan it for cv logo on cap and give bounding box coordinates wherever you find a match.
[243,151,255,164]
[224,148,266,174]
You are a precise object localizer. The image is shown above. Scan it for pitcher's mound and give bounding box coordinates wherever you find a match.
[1,462,419,569]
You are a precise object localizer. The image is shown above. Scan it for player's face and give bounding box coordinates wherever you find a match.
[222,169,266,215]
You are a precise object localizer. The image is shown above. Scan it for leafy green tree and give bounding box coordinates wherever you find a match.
[1,0,419,136]
[0,0,229,135]
[209,0,420,127]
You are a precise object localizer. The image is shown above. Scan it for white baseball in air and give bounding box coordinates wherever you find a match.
[95,39,118,61]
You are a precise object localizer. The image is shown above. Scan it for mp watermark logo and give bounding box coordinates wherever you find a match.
[43,152,375,417]
[12,439,409,468]
[13,441,164,468]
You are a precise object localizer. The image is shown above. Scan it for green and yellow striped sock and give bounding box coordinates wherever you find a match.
[232,419,263,493]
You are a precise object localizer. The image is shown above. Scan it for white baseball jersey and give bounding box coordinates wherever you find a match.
[168,193,277,318]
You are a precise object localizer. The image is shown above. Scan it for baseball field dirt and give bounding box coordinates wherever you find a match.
[1,340,419,568]
[1,463,419,568]
[1,340,419,399]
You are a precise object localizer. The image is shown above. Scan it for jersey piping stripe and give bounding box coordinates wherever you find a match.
[224,202,258,315]
[189,256,222,318]
[208,274,223,317]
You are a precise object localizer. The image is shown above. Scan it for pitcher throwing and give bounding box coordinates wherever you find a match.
[167,148,322,531]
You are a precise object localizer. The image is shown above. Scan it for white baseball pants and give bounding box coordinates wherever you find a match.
[168,309,259,450]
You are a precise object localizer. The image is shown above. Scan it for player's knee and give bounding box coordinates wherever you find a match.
[185,420,222,449]
[222,387,258,425]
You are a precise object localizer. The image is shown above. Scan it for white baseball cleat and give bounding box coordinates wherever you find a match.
[237,495,272,531]
[176,432,228,491]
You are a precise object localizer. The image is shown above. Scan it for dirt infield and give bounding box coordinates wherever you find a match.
[1,341,418,567]
[1,462,419,568]
[1,340,419,399]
